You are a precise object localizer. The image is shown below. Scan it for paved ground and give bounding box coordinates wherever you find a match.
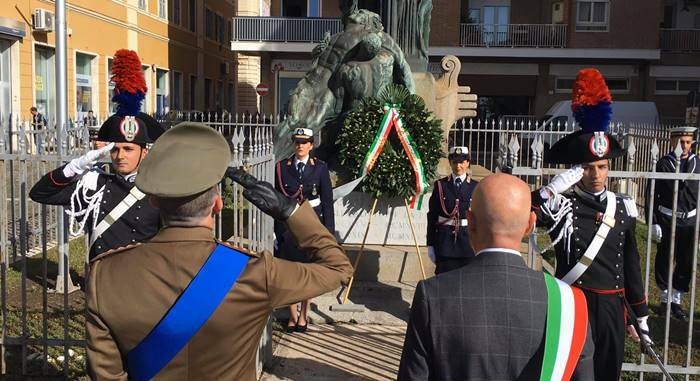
[260,324,407,381]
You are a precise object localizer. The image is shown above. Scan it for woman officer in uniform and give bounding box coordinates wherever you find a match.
[274,127,335,332]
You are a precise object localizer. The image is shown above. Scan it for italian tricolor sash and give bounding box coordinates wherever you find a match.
[359,103,429,208]
[540,273,589,381]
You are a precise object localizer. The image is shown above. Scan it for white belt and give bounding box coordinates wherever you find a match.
[658,205,696,219]
[561,191,616,285]
[307,198,321,208]
[437,216,468,226]
[90,186,146,248]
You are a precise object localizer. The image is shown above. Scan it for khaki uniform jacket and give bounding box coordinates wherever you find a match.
[86,203,353,380]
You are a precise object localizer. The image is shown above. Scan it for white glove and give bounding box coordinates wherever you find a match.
[627,315,653,345]
[63,143,114,178]
[427,246,436,264]
[651,224,662,242]
[542,165,584,199]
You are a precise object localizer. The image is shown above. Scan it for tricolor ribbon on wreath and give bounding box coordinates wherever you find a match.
[362,103,429,208]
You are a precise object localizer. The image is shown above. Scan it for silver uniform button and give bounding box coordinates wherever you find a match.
[135,216,140,221]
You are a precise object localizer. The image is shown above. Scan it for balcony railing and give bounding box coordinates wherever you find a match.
[460,23,567,48]
[660,28,700,51]
[232,16,342,43]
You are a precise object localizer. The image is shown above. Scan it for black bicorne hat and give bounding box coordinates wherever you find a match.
[545,130,625,164]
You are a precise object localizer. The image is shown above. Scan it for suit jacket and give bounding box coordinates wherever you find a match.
[398,251,595,381]
[646,152,700,227]
[426,176,477,258]
[86,202,353,380]
[29,165,160,259]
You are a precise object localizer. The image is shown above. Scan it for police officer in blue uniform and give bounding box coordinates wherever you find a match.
[426,146,478,275]
[274,127,335,332]
[648,126,700,320]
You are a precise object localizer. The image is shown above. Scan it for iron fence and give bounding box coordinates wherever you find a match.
[0,113,276,378]
[460,23,567,48]
[452,118,700,379]
[661,29,700,52]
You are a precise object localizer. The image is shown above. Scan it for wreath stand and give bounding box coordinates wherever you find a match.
[334,197,427,309]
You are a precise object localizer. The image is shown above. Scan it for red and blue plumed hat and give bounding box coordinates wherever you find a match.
[545,68,625,165]
[97,49,164,145]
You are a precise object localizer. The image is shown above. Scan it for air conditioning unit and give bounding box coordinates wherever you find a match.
[33,9,55,32]
[221,62,230,75]
[552,2,565,24]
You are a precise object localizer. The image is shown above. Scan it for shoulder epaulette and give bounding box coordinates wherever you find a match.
[90,242,143,263]
[616,193,639,218]
[217,240,260,258]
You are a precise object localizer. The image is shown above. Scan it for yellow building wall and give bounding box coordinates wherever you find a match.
[1,0,237,120]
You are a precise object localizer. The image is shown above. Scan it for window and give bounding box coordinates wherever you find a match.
[216,80,224,110]
[467,8,480,23]
[282,0,306,17]
[156,69,169,116]
[576,0,609,31]
[75,53,95,119]
[227,20,232,42]
[172,71,182,110]
[218,15,225,43]
[205,8,214,39]
[35,45,56,119]
[189,0,196,32]
[0,40,12,124]
[556,77,629,93]
[107,58,116,114]
[159,0,167,18]
[172,0,181,25]
[190,75,197,109]
[227,82,234,112]
[204,78,212,110]
[655,78,700,94]
[141,65,151,112]
[139,0,147,11]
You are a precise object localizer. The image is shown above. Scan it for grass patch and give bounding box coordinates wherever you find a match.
[3,237,88,379]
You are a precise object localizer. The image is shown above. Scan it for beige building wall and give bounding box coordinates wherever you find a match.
[0,0,237,121]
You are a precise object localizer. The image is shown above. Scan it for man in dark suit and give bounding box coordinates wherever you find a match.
[398,173,594,381]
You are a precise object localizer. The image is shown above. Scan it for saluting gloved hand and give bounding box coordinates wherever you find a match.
[651,224,663,242]
[542,165,584,199]
[227,168,297,221]
[63,142,114,178]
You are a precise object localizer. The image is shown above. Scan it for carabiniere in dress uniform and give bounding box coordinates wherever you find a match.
[29,49,164,259]
[531,68,650,381]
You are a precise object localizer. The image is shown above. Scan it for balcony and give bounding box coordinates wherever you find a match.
[459,24,567,48]
[660,29,700,51]
[232,16,342,43]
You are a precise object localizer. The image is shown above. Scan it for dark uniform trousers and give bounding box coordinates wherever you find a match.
[29,165,160,259]
[648,153,700,293]
[533,186,648,381]
[274,156,334,262]
[427,176,478,274]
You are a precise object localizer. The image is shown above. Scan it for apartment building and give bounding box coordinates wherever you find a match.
[0,0,237,122]
[232,0,699,124]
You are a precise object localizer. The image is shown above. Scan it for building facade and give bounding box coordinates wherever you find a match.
[0,0,237,123]
[232,0,698,124]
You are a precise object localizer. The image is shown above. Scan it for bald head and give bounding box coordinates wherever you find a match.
[467,174,535,253]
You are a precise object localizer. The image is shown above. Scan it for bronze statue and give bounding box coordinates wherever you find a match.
[274,6,415,159]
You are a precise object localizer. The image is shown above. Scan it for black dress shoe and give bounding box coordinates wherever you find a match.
[671,303,689,321]
[295,322,308,333]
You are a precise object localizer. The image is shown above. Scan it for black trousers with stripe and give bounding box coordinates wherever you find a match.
[581,290,625,381]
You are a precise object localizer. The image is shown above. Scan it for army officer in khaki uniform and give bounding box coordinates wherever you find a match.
[86,122,353,380]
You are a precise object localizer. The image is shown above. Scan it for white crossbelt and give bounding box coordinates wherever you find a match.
[561,191,616,285]
[89,186,147,248]
[437,216,468,226]
[658,205,696,219]
[307,198,321,208]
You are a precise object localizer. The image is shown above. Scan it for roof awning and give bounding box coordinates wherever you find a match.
[0,16,26,40]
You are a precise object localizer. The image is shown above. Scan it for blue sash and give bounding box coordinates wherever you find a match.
[126,244,249,381]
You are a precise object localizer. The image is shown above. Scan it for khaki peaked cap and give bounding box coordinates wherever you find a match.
[136,122,231,197]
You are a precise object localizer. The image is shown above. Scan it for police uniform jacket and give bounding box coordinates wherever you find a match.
[647,152,699,227]
[29,165,160,259]
[426,175,477,258]
[532,185,648,318]
[274,156,334,259]
[86,202,353,380]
